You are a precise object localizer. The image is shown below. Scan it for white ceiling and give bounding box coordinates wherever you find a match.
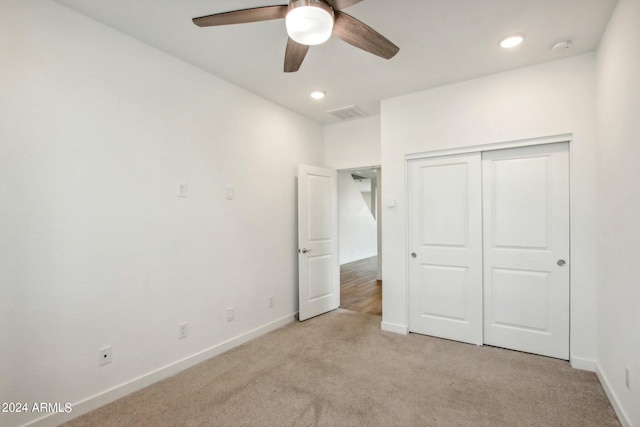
[54,0,617,125]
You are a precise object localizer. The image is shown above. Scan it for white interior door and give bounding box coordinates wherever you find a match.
[482,143,570,359]
[408,154,483,345]
[298,164,339,321]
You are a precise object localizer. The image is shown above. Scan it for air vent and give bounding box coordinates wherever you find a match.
[327,105,368,120]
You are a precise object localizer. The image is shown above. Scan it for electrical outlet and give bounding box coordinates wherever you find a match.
[269,295,274,308]
[179,322,189,339]
[98,346,112,367]
[227,307,235,322]
[625,367,630,389]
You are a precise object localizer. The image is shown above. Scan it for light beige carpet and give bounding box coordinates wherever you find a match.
[64,309,619,426]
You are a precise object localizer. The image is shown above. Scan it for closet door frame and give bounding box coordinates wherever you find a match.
[405,134,572,354]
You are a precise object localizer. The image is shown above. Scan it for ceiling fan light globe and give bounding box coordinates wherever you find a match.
[286,2,334,46]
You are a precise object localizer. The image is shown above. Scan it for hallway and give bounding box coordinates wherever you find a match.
[340,256,381,316]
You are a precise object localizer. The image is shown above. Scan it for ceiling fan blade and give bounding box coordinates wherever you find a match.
[324,0,363,11]
[284,38,310,73]
[193,5,288,27]
[332,11,399,60]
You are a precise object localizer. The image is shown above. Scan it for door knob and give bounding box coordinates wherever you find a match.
[411,252,417,258]
[300,248,311,254]
[557,259,566,267]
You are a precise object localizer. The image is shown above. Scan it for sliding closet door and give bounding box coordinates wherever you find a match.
[408,154,483,345]
[482,143,570,359]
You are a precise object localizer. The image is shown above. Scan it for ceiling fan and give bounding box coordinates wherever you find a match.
[192,0,399,73]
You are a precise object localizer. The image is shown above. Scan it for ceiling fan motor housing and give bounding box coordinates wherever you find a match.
[286,0,335,45]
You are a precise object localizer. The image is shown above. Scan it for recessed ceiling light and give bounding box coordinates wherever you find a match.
[310,90,326,100]
[500,34,526,49]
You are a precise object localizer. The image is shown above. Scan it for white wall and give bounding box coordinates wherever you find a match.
[380,55,599,368]
[325,115,383,274]
[353,178,375,216]
[338,172,377,264]
[596,0,640,424]
[324,115,381,170]
[0,1,323,426]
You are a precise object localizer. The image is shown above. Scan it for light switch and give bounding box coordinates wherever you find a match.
[225,186,234,200]
[386,198,396,208]
[177,181,188,198]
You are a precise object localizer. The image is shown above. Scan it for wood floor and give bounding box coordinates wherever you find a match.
[340,256,381,316]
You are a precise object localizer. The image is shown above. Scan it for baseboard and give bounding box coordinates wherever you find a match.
[24,313,297,427]
[570,356,596,372]
[595,363,631,427]
[380,321,408,335]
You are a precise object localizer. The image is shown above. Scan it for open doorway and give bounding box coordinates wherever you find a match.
[337,166,382,316]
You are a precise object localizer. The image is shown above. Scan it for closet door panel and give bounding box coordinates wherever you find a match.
[482,143,570,360]
[408,153,483,345]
